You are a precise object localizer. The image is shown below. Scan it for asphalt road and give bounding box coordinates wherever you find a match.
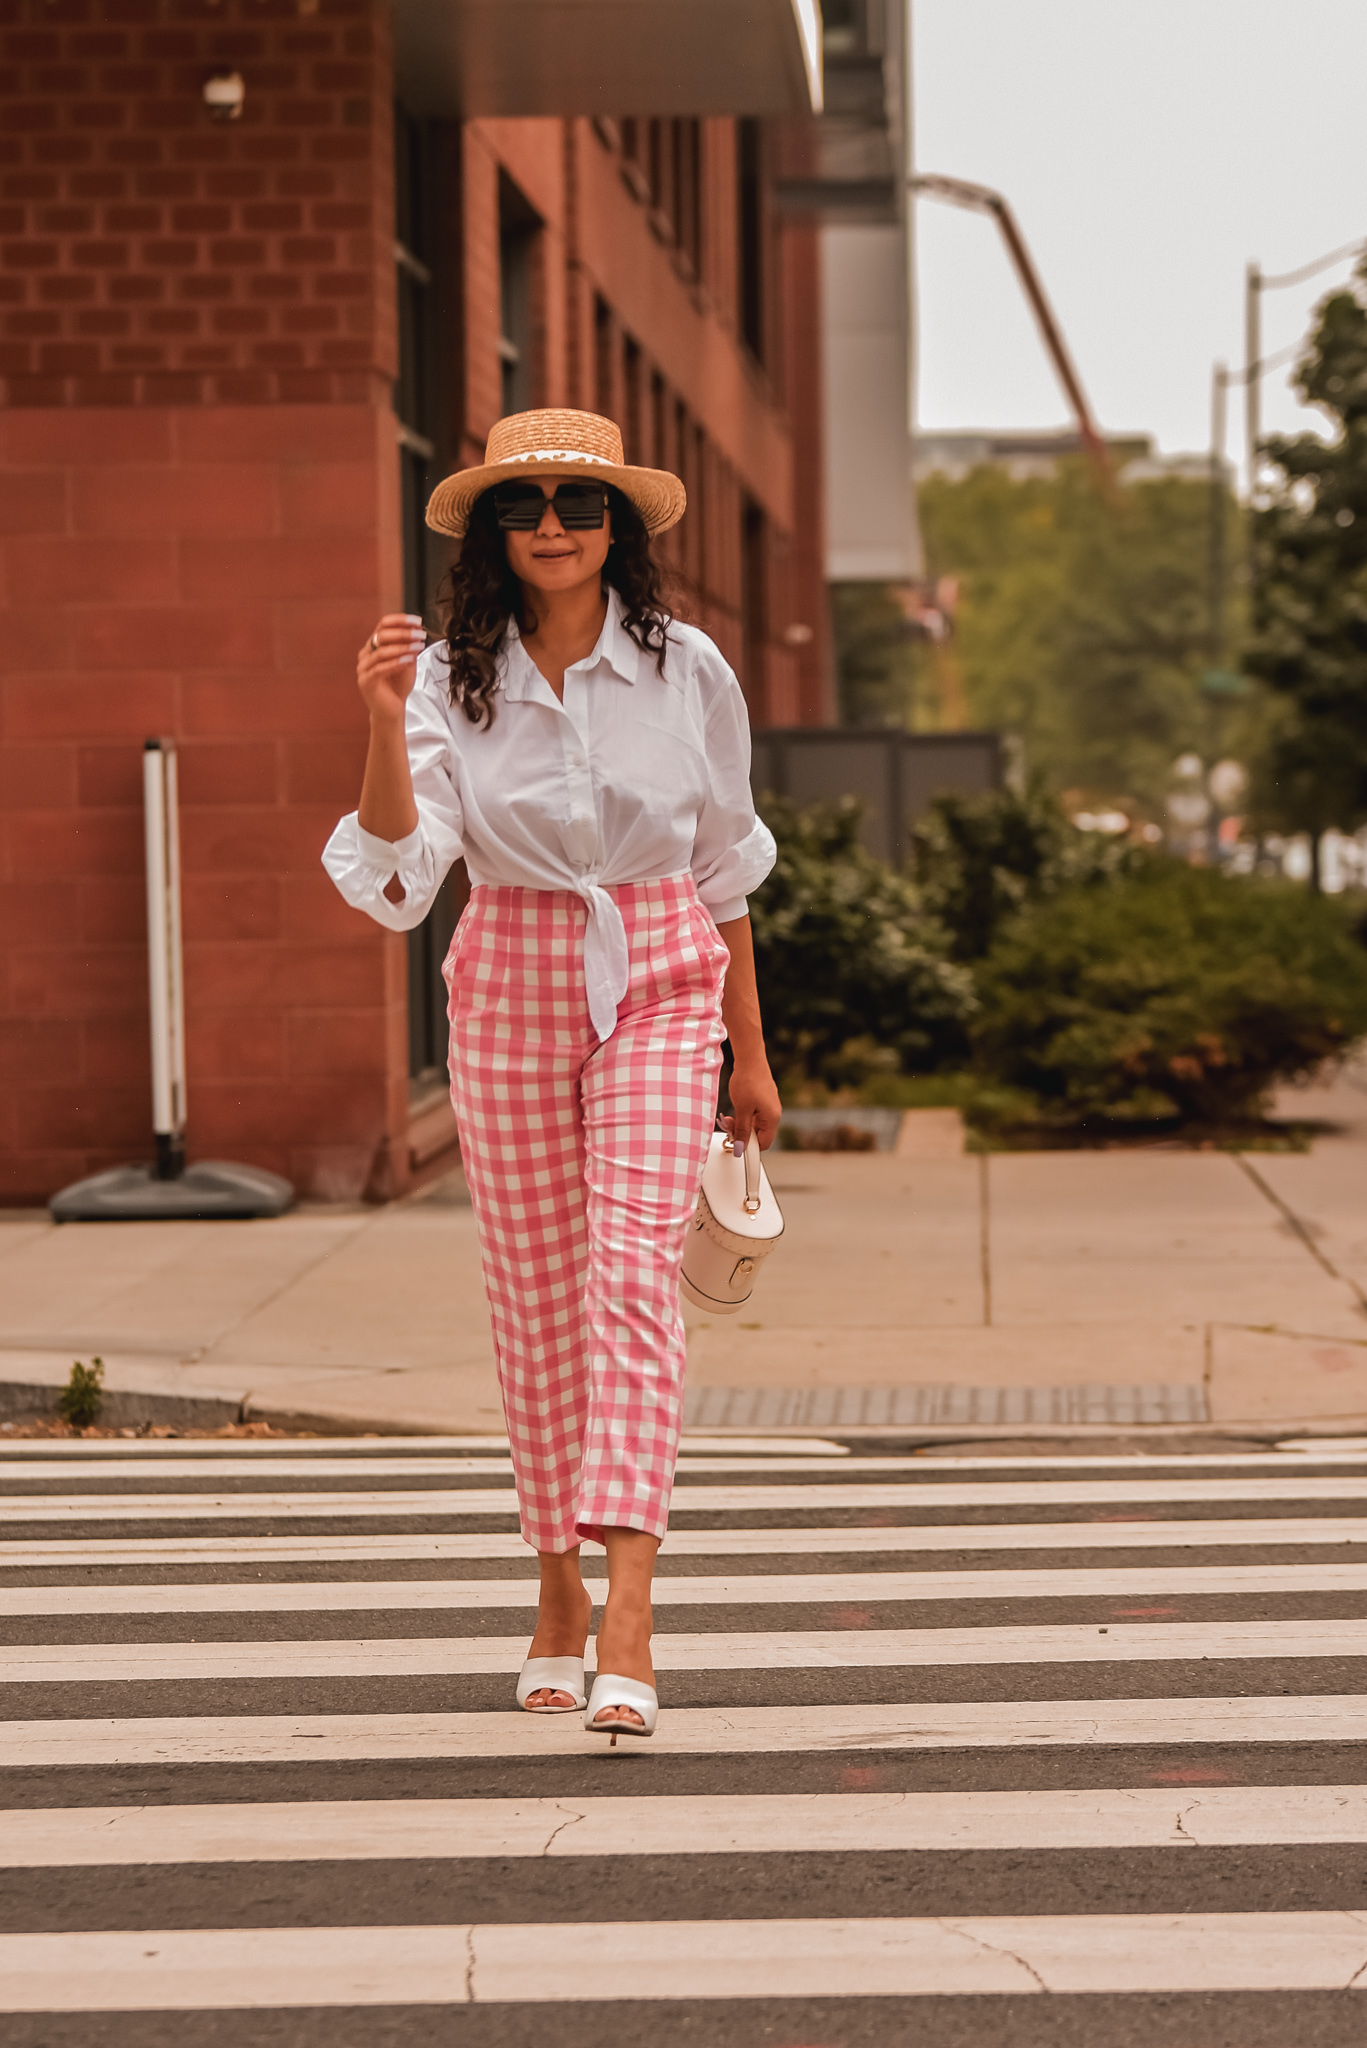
[5,1432,1367,2042]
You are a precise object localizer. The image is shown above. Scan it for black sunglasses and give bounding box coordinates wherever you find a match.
[493,480,609,531]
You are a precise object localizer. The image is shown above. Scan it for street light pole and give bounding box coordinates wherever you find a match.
[1209,361,1228,669]
[1245,263,1261,497]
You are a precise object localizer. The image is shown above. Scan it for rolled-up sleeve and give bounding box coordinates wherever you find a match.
[690,659,777,924]
[321,664,465,932]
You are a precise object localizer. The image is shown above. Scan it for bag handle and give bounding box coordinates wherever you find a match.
[740,1131,762,1215]
[718,1118,765,1215]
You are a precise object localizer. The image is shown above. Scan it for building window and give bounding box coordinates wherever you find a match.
[619,119,650,204]
[741,495,768,710]
[623,334,642,464]
[498,174,539,417]
[594,294,614,419]
[650,370,667,469]
[737,117,765,364]
[393,106,436,617]
[648,120,668,216]
[675,118,702,276]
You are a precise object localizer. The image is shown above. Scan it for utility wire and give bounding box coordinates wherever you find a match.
[1260,238,1365,294]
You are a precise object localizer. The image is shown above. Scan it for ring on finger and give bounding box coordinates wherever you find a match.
[369,632,379,651]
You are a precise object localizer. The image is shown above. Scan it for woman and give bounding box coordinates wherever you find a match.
[324,408,781,1739]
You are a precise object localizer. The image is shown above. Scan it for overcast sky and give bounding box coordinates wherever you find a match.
[912,0,1366,481]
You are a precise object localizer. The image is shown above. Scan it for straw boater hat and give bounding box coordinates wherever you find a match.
[425,407,687,541]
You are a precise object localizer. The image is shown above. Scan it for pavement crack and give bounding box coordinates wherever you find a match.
[937,1920,1049,1993]
[540,1802,587,1857]
[464,1925,478,2003]
[1172,1799,1201,1845]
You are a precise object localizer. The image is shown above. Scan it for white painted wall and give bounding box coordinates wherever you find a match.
[822,222,919,580]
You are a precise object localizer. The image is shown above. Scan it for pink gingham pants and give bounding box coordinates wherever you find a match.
[445,875,728,1552]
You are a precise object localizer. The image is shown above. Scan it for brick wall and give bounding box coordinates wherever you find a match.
[0,400,405,1205]
[0,0,407,1206]
[1,0,395,407]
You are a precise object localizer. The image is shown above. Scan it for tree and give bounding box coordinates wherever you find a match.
[913,462,1234,817]
[830,581,921,729]
[1245,258,1367,878]
[912,780,1139,962]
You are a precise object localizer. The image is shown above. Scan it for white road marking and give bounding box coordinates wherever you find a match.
[0,1460,518,1482]
[9,1450,1367,1482]
[10,1477,1367,1520]
[7,1517,1367,1567]
[0,1491,520,1520]
[5,1913,1367,2007]
[0,1438,514,1457]
[8,1786,1367,1866]
[11,1618,1367,1684]
[0,1457,881,1484]
[4,1692,1363,1766]
[6,1438,1367,1466]
[9,1560,1367,1618]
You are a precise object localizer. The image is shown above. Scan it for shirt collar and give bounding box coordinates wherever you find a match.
[499,589,649,702]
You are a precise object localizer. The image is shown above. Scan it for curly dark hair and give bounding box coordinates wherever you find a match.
[438,484,672,726]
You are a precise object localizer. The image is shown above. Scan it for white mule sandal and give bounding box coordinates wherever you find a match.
[516,1656,587,1714]
[584,1672,658,1742]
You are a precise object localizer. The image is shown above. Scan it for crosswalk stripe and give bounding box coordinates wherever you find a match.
[0,1457,895,1483]
[11,1558,1367,1616]
[8,1517,1367,1568]
[11,1619,1367,1684]
[10,1476,1367,1519]
[2,1913,1367,2007]
[5,1693,1366,1767]
[7,1785,1367,1865]
[0,1438,518,1458]
[10,1450,1367,1482]
[9,1441,1367,1468]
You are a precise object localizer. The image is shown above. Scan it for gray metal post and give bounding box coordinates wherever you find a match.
[1245,262,1262,496]
[1209,362,1228,667]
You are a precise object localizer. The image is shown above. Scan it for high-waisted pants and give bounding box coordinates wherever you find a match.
[445,874,728,1553]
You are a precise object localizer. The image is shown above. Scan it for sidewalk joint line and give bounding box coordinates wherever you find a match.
[978,1155,992,1328]
[192,1214,375,1369]
[1233,1154,1367,1316]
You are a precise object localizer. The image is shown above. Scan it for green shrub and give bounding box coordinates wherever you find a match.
[749,797,976,1086]
[913,781,1138,962]
[972,859,1367,1127]
[58,1357,104,1430]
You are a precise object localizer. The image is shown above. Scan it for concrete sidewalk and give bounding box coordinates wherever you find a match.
[2,1074,1365,1436]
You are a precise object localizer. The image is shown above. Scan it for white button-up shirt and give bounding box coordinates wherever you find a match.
[322,592,777,1041]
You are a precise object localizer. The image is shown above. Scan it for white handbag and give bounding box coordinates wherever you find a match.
[680,1130,784,1315]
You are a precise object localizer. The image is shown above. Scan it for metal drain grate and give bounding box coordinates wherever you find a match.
[682,1383,1210,1429]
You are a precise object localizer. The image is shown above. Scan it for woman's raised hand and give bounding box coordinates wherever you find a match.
[357,615,428,725]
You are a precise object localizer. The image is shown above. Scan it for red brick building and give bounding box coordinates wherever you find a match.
[0,0,830,1204]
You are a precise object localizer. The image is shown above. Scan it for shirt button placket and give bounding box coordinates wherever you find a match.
[560,687,599,869]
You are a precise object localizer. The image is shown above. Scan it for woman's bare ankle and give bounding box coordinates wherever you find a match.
[593,1600,653,1686]
[527,1553,592,1663]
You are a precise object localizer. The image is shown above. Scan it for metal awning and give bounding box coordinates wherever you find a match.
[394,0,822,119]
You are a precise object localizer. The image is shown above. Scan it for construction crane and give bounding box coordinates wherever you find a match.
[911,172,1114,491]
